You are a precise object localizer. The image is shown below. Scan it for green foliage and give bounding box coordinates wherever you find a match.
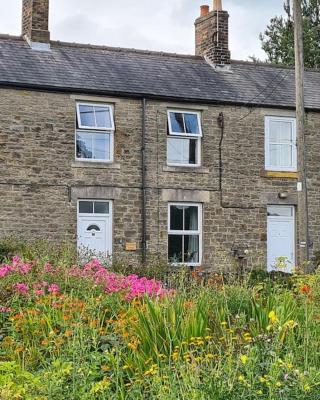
[260,0,320,68]
[0,361,46,400]
[2,244,320,398]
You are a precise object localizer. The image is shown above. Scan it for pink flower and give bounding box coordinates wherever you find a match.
[12,256,21,264]
[0,307,11,313]
[14,283,29,294]
[19,263,32,275]
[0,265,11,278]
[48,284,60,294]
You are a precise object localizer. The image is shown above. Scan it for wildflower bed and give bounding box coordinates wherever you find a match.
[1,255,320,399]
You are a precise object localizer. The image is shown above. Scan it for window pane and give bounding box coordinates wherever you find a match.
[189,139,197,164]
[269,121,281,142]
[79,105,95,127]
[269,144,280,167]
[79,201,94,213]
[94,202,109,214]
[184,235,199,263]
[170,206,183,230]
[93,133,110,160]
[279,121,293,143]
[168,235,183,263]
[95,106,112,129]
[184,113,200,134]
[77,132,93,159]
[185,206,199,231]
[270,144,292,168]
[170,112,184,133]
[280,144,293,166]
[167,137,195,164]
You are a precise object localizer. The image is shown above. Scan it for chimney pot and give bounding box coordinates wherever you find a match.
[200,5,210,17]
[213,0,223,11]
[195,0,231,66]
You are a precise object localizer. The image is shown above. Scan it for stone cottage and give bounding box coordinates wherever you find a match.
[0,0,320,272]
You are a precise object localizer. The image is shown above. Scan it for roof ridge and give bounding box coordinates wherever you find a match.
[0,33,320,73]
[231,59,320,73]
[0,33,23,41]
[51,39,202,60]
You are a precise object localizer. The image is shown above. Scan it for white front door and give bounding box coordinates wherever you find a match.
[267,206,295,273]
[77,200,112,257]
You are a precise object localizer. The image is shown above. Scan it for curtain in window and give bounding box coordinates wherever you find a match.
[185,207,199,263]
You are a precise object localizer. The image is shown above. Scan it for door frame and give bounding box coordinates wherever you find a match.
[267,205,296,273]
[77,199,113,256]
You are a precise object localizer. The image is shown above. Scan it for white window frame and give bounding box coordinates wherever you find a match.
[168,202,202,267]
[167,110,202,167]
[75,102,115,163]
[265,116,297,172]
[76,103,115,131]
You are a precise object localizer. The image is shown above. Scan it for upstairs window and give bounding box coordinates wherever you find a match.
[167,110,202,166]
[265,116,297,172]
[168,203,202,266]
[76,103,115,162]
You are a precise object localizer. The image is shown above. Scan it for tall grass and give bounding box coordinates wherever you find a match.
[1,239,320,398]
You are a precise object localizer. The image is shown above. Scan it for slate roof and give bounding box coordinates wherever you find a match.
[1,35,320,110]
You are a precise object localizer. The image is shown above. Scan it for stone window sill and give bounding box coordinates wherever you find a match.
[71,161,121,170]
[163,165,210,174]
[261,170,298,179]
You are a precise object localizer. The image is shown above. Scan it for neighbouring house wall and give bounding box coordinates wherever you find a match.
[0,87,319,270]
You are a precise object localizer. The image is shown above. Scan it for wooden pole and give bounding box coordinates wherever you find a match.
[293,0,310,262]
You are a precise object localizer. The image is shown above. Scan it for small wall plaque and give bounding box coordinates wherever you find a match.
[125,242,137,251]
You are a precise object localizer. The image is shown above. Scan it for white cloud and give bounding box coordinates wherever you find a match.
[0,0,285,60]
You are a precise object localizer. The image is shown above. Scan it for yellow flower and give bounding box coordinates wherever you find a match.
[283,320,298,329]
[304,385,311,392]
[259,377,266,383]
[238,375,245,382]
[240,355,248,365]
[268,311,279,324]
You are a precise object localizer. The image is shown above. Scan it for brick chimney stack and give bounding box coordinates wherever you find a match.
[195,0,231,67]
[22,0,50,50]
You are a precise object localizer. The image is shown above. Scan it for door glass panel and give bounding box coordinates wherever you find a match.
[87,225,101,231]
[268,206,293,217]
[79,201,94,214]
[94,202,109,214]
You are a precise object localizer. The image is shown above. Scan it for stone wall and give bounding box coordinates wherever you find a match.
[0,87,319,270]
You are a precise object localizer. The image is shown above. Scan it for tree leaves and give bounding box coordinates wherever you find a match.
[260,0,320,68]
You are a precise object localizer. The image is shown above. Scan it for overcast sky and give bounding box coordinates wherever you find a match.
[0,0,285,61]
